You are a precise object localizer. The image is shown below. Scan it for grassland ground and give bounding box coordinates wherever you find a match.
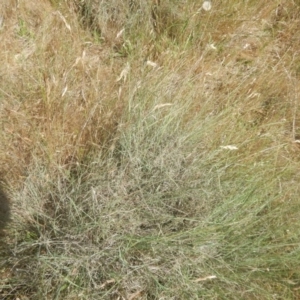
[1,0,300,299]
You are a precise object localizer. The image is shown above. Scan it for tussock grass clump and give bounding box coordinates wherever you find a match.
[1,0,300,299]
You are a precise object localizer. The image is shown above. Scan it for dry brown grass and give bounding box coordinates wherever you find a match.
[0,1,126,183]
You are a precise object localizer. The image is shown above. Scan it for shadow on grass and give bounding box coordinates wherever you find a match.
[0,183,10,236]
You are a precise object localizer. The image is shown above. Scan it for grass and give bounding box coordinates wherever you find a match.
[1,0,300,299]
